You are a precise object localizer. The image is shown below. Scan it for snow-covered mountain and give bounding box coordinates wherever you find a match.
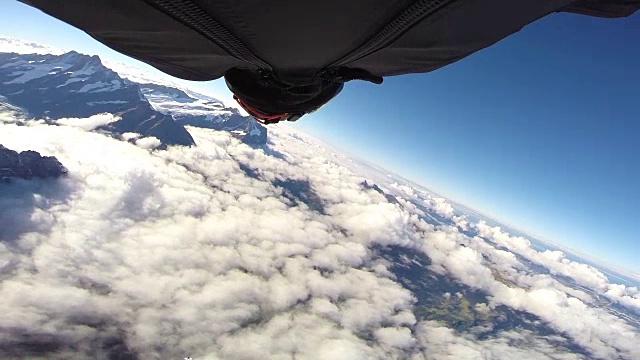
[0,51,194,147]
[139,82,267,146]
[0,43,267,146]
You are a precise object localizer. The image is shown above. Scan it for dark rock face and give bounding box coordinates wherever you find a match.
[138,82,193,102]
[273,178,325,214]
[103,103,195,149]
[0,145,67,179]
[0,52,194,147]
[242,120,268,146]
[361,180,400,205]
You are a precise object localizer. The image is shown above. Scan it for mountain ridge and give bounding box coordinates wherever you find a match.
[0,46,267,147]
[0,144,67,179]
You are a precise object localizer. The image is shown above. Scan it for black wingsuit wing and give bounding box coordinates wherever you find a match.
[18,0,640,84]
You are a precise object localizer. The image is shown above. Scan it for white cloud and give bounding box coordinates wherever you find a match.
[120,132,140,141]
[0,120,418,359]
[431,196,455,218]
[415,221,640,359]
[474,220,640,316]
[391,182,416,197]
[414,321,583,360]
[476,221,610,290]
[135,136,161,149]
[605,283,640,314]
[55,113,120,131]
[0,36,65,55]
[0,117,638,359]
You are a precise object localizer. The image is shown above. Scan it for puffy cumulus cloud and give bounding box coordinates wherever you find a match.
[476,221,610,291]
[134,136,162,150]
[121,132,141,141]
[0,118,638,359]
[453,215,469,231]
[0,36,66,55]
[605,284,640,314]
[494,287,639,359]
[388,182,454,219]
[414,221,639,359]
[0,120,418,359]
[413,321,582,360]
[391,182,416,197]
[55,113,120,131]
[430,197,455,218]
[474,221,640,314]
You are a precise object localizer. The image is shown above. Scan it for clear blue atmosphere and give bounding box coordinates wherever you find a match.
[1,2,638,272]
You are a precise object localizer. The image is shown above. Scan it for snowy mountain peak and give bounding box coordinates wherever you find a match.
[0,51,194,146]
[138,82,267,145]
[1,40,267,146]
[61,52,103,73]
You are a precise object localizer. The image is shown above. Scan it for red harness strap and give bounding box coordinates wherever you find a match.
[234,95,288,124]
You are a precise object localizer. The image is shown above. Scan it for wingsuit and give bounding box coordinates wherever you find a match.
[19,0,640,123]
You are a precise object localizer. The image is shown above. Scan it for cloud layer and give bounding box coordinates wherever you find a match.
[0,117,638,359]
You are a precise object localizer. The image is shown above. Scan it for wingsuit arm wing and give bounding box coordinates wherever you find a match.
[19,0,640,81]
[345,0,640,77]
[19,0,246,81]
[565,0,640,17]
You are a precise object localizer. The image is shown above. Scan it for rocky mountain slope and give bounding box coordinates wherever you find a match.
[0,144,67,179]
[0,47,268,147]
[0,51,195,147]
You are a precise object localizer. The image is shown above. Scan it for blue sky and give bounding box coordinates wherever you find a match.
[1,2,638,272]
